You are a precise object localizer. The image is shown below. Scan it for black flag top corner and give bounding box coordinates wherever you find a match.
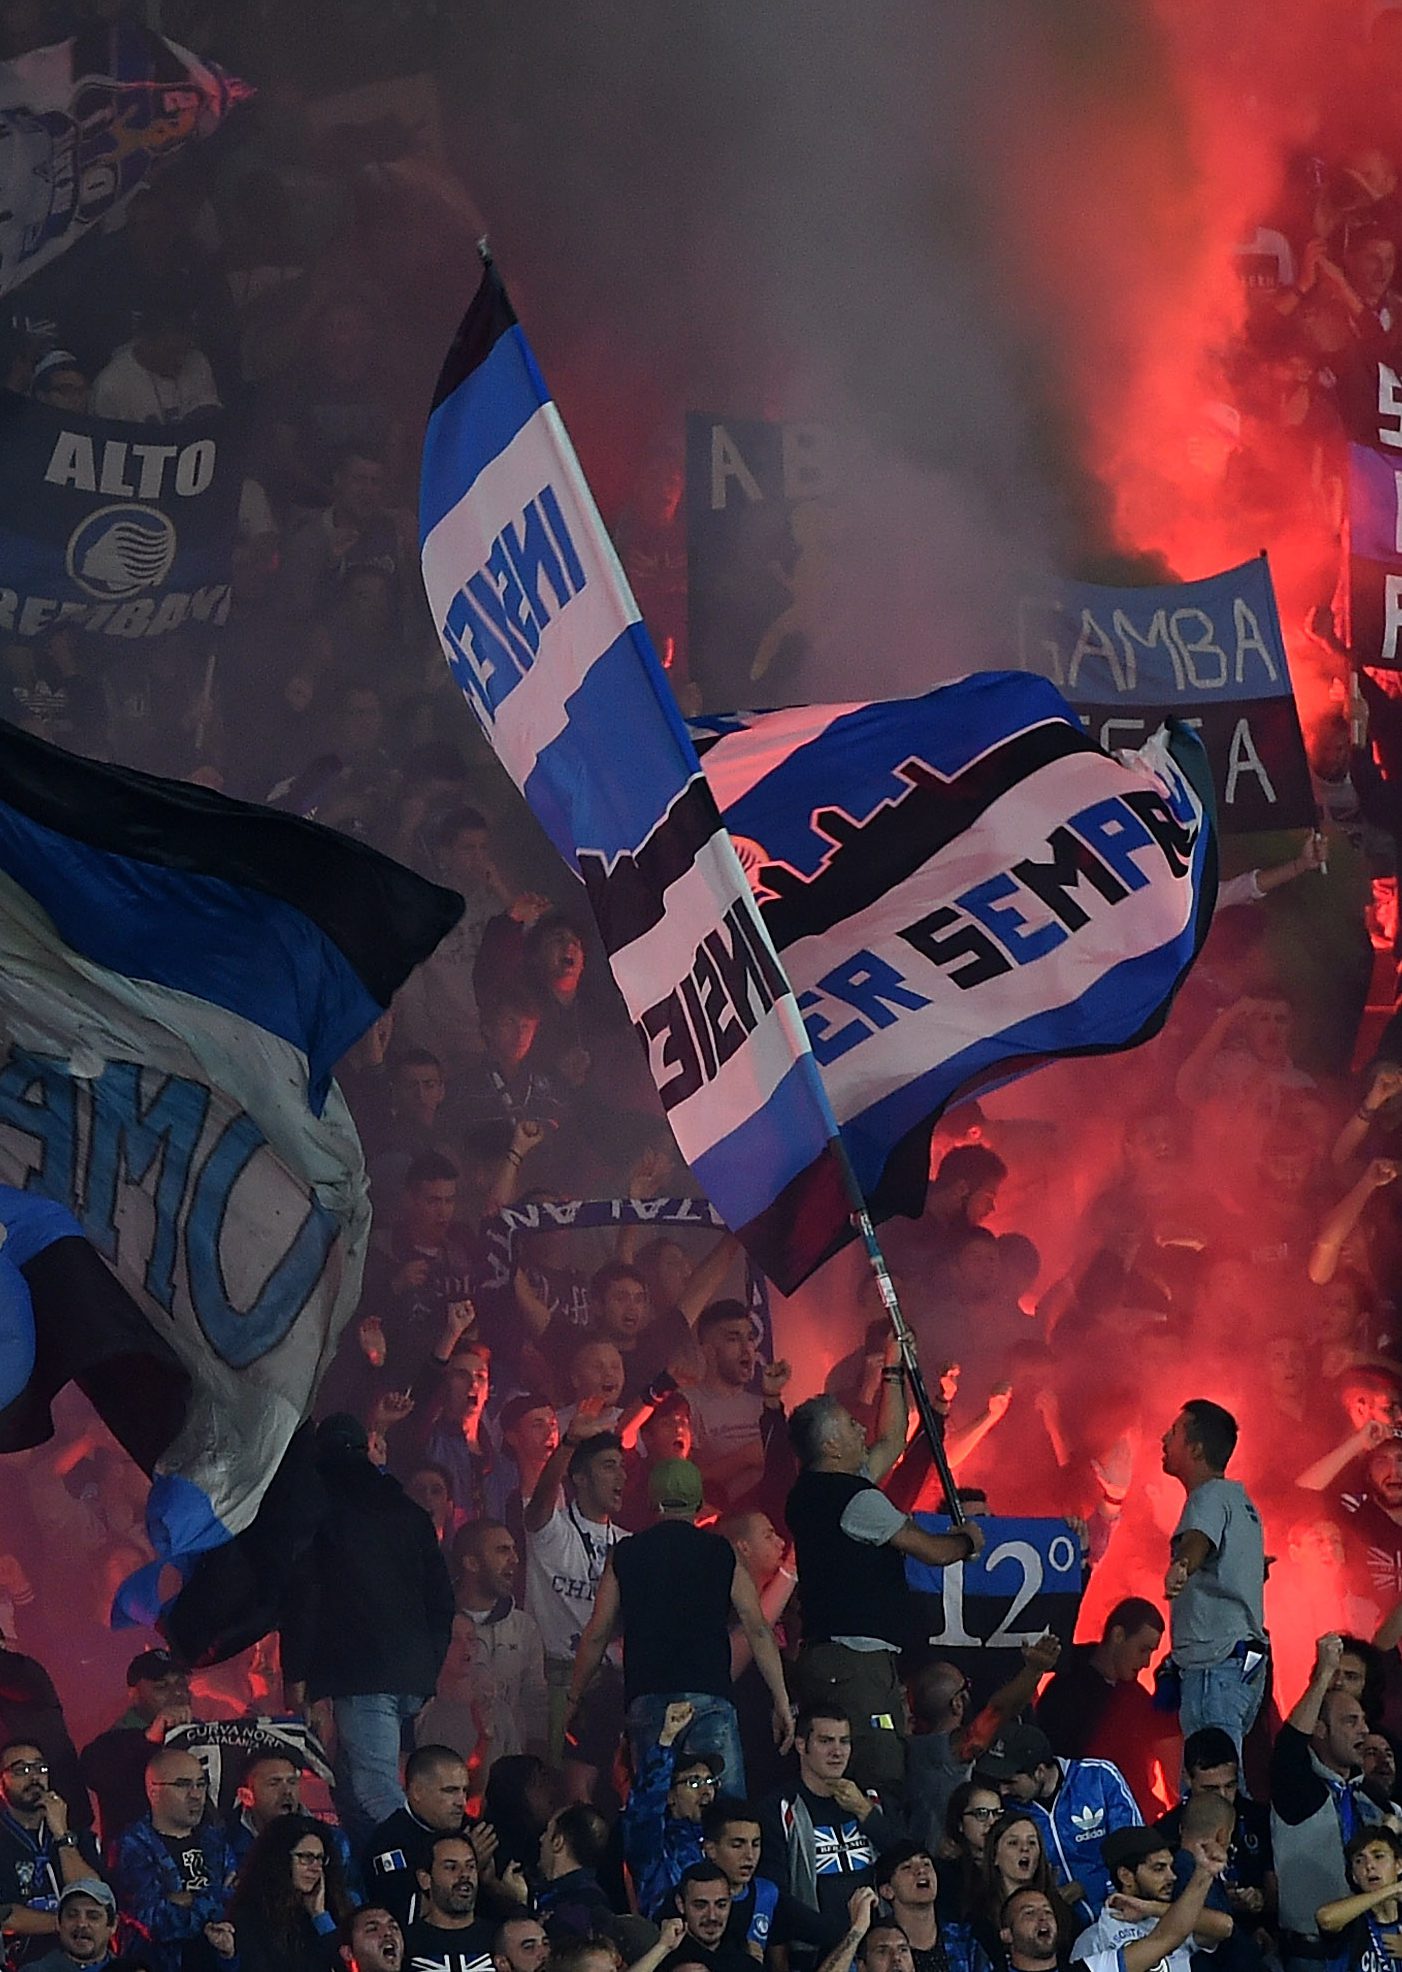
[0,720,463,1661]
[421,262,855,1295]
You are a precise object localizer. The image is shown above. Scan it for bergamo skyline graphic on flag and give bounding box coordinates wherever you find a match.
[420,262,854,1292]
[0,721,462,1663]
[689,675,1217,1209]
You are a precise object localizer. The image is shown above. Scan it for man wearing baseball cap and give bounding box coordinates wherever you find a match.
[1069,1825,1233,1972]
[568,1456,793,1797]
[26,1881,126,1972]
[79,1651,194,1855]
[976,1724,1142,1922]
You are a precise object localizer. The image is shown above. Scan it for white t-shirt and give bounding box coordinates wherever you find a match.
[525,1503,626,1662]
[90,343,221,424]
[1073,1906,1213,1972]
[689,1385,763,1472]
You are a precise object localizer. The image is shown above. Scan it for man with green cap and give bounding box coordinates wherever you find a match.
[565,1456,793,1792]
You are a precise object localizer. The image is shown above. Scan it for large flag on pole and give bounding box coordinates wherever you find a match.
[0,721,462,1659]
[420,263,853,1291]
[690,677,1217,1208]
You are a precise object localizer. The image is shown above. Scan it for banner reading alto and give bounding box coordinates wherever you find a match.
[419,266,852,1292]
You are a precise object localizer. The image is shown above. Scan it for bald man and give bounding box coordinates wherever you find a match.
[113,1748,235,1972]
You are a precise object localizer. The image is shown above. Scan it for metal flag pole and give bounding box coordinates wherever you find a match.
[827,1134,966,1528]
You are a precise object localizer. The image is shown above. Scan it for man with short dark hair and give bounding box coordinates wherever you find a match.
[358,1154,480,1397]
[1070,1825,1232,1972]
[758,1706,899,1934]
[874,1841,982,1972]
[535,1805,616,1944]
[1153,1730,1274,1926]
[449,1522,547,1759]
[689,1303,764,1510]
[112,1746,234,1972]
[341,1905,405,1972]
[405,1831,495,1972]
[1035,1599,1171,1813]
[656,1862,752,1972]
[363,1744,469,1934]
[525,1420,628,1779]
[491,1916,548,1972]
[785,1336,982,1798]
[1161,1400,1266,1756]
[701,1797,833,1959]
[0,1741,99,1957]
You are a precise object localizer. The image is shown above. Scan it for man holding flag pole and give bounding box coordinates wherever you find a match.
[417,249,1218,1569]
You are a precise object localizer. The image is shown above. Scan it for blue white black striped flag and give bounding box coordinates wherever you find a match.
[690,674,1217,1207]
[420,265,853,1291]
[0,720,462,1660]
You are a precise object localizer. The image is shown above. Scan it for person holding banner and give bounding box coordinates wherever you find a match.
[786,1338,984,1800]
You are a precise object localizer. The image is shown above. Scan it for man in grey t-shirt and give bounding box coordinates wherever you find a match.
[1162,1398,1267,1760]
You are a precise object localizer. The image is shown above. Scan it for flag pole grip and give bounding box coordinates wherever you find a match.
[827,1137,966,1527]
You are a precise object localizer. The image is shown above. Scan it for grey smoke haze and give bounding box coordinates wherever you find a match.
[435,1,1175,700]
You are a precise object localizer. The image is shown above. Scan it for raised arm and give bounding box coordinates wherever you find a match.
[676,1231,743,1327]
[1332,1063,1402,1172]
[1117,1853,1228,1972]
[1289,1633,1344,1735]
[1309,1161,1397,1284]
[867,1331,915,1483]
[955,1632,1061,1761]
[1296,1419,1388,1493]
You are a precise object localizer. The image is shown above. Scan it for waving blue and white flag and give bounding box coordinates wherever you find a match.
[690,675,1217,1205]
[420,264,852,1291]
[0,720,462,1661]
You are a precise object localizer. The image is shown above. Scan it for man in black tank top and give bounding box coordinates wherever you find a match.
[786,1336,983,1801]
[565,1458,794,1793]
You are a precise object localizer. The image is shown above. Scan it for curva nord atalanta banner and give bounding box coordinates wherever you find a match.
[0,390,243,642]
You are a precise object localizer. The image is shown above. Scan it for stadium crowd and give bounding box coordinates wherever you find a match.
[16,9,1402,1972]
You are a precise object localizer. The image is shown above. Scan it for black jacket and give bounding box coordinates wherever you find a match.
[280,1453,454,1701]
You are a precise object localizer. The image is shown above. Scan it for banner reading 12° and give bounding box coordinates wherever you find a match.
[0,389,243,643]
[1017,556,1313,835]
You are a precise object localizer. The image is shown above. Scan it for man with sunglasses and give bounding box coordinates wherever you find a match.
[0,1742,100,1962]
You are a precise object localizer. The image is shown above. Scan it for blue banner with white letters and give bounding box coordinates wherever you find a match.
[903,1513,1086,1670]
[0,390,242,642]
[1016,556,1313,832]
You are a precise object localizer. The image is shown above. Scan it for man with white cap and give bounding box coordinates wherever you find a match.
[567,1455,793,1794]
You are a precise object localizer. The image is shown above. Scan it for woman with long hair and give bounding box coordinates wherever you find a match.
[936,1780,1003,1929]
[230,1815,355,1972]
[972,1812,1078,1968]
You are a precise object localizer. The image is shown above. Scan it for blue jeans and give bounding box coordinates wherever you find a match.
[626,1692,746,1794]
[1178,1656,1265,1770]
[333,1691,424,1843]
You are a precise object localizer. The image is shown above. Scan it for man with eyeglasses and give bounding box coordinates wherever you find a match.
[623,1701,724,1919]
[0,1742,100,1961]
[112,1746,234,1972]
[80,1650,195,1854]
